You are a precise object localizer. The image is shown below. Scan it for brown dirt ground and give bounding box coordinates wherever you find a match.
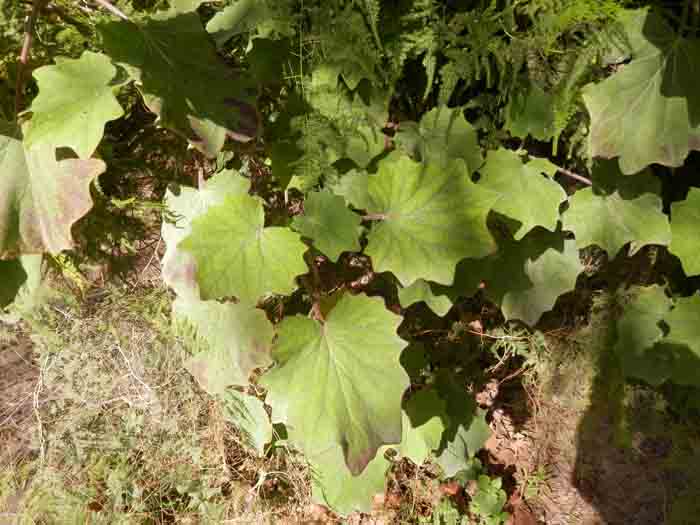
[0,331,37,468]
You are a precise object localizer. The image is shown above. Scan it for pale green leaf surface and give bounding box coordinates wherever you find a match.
[331,169,372,210]
[563,165,670,256]
[292,190,361,261]
[309,444,390,515]
[614,285,672,385]
[398,279,452,316]
[161,171,249,299]
[364,153,498,286]
[582,9,700,174]
[663,295,700,386]
[174,297,274,394]
[478,149,565,239]
[261,294,409,474]
[450,229,582,326]
[24,51,123,159]
[400,389,448,465]
[99,13,256,158]
[179,192,307,304]
[670,188,700,276]
[0,129,105,256]
[222,390,272,456]
[396,106,482,171]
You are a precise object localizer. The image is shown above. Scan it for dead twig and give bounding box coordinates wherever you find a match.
[14,0,46,119]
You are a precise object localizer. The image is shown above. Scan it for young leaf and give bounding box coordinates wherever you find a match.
[291,189,361,262]
[261,293,409,475]
[477,149,566,239]
[99,12,256,158]
[364,153,498,286]
[222,390,272,456]
[582,9,700,174]
[450,228,582,326]
[562,166,670,256]
[0,128,105,256]
[309,444,391,515]
[398,279,452,317]
[614,285,673,386]
[504,81,555,141]
[400,389,449,465]
[24,51,124,159]
[161,171,250,300]
[174,297,274,395]
[670,188,700,277]
[179,191,307,304]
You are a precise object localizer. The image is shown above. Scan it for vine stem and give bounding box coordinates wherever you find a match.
[557,167,592,186]
[14,0,45,120]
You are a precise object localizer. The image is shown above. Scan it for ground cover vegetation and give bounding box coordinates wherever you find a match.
[1,0,700,522]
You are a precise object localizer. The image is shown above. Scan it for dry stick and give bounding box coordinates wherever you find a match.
[93,0,130,21]
[557,167,592,186]
[14,0,45,119]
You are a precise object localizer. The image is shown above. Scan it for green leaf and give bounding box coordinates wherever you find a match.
[179,191,307,304]
[450,228,582,326]
[174,297,274,394]
[398,279,452,317]
[99,12,256,158]
[663,295,700,386]
[614,285,673,386]
[477,149,565,239]
[0,259,27,308]
[670,188,700,276]
[0,128,105,256]
[291,189,361,262]
[222,390,272,456]
[435,409,491,478]
[309,444,390,515]
[505,81,555,141]
[582,9,700,174]
[161,171,250,299]
[24,51,123,159]
[395,106,482,171]
[562,163,670,256]
[400,389,448,465]
[261,293,409,475]
[364,153,498,286]
[206,0,266,48]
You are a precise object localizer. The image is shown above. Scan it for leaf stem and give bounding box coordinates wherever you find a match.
[557,167,592,186]
[14,0,45,120]
[93,0,130,21]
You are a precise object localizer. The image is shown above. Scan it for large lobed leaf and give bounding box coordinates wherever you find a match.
[562,162,670,256]
[449,228,583,326]
[670,188,700,277]
[179,189,307,304]
[0,125,105,256]
[477,149,565,240]
[261,293,409,475]
[582,9,700,174]
[24,51,123,159]
[358,153,498,287]
[161,171,250,299]
[99,11,257,157]
[174,297,274,395]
